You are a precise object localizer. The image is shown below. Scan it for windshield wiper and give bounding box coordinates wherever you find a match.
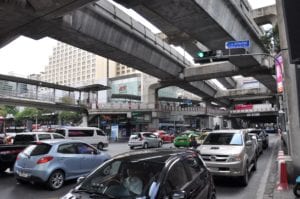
[73,189,116,199]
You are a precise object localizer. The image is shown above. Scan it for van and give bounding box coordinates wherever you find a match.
[55,127,109,150]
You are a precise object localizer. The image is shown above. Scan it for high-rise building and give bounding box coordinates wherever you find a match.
[42,41,140,87]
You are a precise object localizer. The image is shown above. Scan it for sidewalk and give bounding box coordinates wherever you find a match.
[263,136,296,199]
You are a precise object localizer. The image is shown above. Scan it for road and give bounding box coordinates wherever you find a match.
[0,135,278,199]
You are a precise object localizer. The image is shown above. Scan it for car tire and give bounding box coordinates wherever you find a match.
[16,178,27,184]
[130,146,134,150]
[47,170,65,190]
[293,183,300,197]
[158,141,163,148]
[97,143,104,150]
[253,157,257,171]
[143,143,149,149]
[0,166,7,173]
[240,163,249,187]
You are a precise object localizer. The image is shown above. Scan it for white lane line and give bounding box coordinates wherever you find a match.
[256,136,279,199]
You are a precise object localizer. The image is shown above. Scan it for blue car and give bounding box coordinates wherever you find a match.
[14,140,110,190]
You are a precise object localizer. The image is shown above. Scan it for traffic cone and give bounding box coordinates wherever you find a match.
[277,160,289,191]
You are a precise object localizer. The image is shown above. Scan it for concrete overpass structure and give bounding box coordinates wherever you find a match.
[115,0,276,92]
[0,0,231,106]
[252,5,277,26]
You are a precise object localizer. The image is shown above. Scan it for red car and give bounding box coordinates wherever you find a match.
[153,130,175,143]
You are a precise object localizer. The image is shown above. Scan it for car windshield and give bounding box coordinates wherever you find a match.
[79,159,165,198]
[203,133,243,145]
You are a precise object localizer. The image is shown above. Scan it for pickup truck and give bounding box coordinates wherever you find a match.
[198,129,257,186]
[0,132,64,172]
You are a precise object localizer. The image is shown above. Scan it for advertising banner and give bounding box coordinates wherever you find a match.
[275,55,284,93]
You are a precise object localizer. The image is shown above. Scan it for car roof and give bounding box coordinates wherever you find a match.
[56,126,99,130]
[34,139,85,145]
[210,129,246,134]
[112,148,199,164]
[16,132,57,135]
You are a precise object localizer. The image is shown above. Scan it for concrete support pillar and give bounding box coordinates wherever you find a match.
[53,89,56,102]
[36,85,38,99]
[277,0,299,175]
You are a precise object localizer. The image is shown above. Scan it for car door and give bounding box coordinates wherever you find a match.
[182,155,210,199]
[159,160,196,199]
[57,143,82,179]
[244,133,255,161]
[75,143,99,174]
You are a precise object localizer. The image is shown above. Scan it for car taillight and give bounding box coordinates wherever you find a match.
[36,156,53,164]
[16,154,20,160]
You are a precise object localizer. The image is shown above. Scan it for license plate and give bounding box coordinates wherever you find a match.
[17,170,30,178]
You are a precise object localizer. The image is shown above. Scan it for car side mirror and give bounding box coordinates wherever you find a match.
[266,134,269,136]
[171,190,186,199]
[245,140,252,146]
[251,135,256,140]
[77,176,85,184]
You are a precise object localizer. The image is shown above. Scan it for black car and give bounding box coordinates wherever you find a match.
[248,129,269,149]
[62,149,216,199]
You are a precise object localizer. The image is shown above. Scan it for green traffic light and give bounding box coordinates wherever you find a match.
[197,51,205,58]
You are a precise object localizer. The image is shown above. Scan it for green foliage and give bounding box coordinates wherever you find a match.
[260,24,281,54]
[59,111,81,124]
[5,105,18,115]
[15,107,41,121]
[60,96,74,104]
[0,106,7,117]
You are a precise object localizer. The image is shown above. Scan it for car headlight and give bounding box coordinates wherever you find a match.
[227,154,242,162]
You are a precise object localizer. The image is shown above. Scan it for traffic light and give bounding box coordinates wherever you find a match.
[194,50,228,64]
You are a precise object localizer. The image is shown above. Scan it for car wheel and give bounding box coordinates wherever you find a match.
[253,157,257,171]
[0,166,7,173]
[97,143,104,150]
[240,163,249,187]
[294,183,300,197]
[158,141,163,148]
[130,146,134,150]
[143,143,149,149]
[16,178,27,184]
[47,170,65,190]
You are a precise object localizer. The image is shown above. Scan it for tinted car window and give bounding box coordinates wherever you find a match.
[76,143,95,154]
[23,144,51,156]
[53,134,64,139]
[97,130,106,136]
[55,129,66,136]
[165,161,188,191]
[183,156,202,178]
[69,130,94,137]
[57,143,77,154]
[38,134,51,140]
[203,133,243,145]
[14,134,35,144]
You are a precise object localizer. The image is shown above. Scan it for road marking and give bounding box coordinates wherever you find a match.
[256,136,279,199]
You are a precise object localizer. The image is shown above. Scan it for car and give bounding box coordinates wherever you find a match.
[55,126,109,150]
[249,133,263,157]
[247,129,269,149]
[61,148,216,199]
[173,130,200,147]
[14,140,110,190]
[198,129,257,186]
[128,132,163,149]
[197,131,210,145]
[153,130,175,143]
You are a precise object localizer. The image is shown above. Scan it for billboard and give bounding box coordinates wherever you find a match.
[275,55,284,93]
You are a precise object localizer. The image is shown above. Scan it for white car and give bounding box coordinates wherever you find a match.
[128,132,163,149]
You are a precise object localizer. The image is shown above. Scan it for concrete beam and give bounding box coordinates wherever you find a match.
[215,87,274,99]
[184,61,275,82]
[251,5,277,26]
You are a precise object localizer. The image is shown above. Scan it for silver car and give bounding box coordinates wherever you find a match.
[249,133,263,157]
[128,132,163,149]
[14,140,110,190]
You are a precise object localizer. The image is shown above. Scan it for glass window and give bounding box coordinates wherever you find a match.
[183,156,203,178]
[203,133,243,145]
[76,143,95,154]
[97,130,106,136]
[69,130,94,137]
[57,143,77,154]
[55,129,66,136]
[53,134,65,139]
[163,161,188,194]
[24,144,51,156]
[38,134,51,140]
[14,134,35,144]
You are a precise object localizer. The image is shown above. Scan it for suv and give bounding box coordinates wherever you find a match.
[198,129,256,186]
[128,132,162,149]
[62,148,216,199]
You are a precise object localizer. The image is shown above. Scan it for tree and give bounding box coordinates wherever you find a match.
[58,111,81,125]
[15,107,41,121]
[260,24,281,54]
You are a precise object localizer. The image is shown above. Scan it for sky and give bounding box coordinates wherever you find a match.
[0,0,275,77]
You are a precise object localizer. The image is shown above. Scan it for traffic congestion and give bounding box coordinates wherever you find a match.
[0,126,276,199]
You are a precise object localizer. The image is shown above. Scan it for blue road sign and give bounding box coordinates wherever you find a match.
[225,40,250,49]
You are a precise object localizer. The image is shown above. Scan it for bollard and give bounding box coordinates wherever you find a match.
[277,160,289,191]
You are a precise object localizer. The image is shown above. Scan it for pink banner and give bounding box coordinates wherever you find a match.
[275,55,284,93]
[234,104,253,110]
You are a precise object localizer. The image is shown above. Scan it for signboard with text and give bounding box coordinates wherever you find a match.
[225,40,250,49]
